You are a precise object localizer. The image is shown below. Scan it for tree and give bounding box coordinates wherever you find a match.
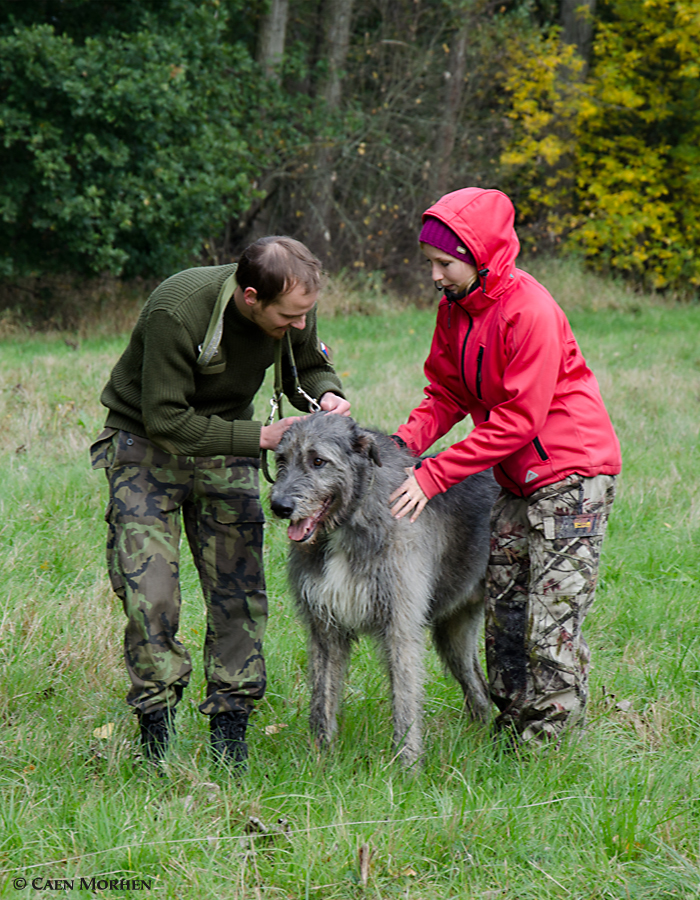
[257,0,289,78]
[560,0,597,73]
[501,0,700,291]
[433,2,473,197]
[0,0,265,278]
[303,0,356,261]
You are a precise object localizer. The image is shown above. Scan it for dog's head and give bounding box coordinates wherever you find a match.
[270,413,382,544]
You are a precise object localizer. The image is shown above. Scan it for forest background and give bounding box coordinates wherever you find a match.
[2,3,700,896]
[1,0,700,324]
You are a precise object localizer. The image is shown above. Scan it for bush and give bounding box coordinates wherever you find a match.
[0,1,262,279]
[500,0,700,294]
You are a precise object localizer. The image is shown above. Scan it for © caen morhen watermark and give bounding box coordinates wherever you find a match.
[12,877,153,891]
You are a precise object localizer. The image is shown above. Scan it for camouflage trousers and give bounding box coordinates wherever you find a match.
[90,428,267,716]
[485,473,616,744]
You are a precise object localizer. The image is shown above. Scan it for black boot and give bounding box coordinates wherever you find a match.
[210,710,249,768]
[138,707,176,761]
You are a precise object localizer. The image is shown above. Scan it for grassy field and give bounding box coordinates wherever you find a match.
[0,260,699,898]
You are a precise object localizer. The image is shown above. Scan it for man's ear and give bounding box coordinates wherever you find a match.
[353,431,382,467]
[243,286,259,308]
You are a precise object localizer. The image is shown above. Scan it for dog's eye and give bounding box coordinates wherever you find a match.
[312,457,326,468]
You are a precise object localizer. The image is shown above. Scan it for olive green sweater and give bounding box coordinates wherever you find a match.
[101,264,344,458]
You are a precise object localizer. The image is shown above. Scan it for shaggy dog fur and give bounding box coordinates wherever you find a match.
[270,413,499,765]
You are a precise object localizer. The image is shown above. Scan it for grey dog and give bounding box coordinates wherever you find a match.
[270,413,499,765]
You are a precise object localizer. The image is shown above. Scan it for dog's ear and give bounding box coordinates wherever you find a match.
[353,431,383,467]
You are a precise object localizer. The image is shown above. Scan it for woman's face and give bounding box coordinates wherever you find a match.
[421,242,478,296]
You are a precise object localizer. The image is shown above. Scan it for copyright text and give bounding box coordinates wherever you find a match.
[12,878,152,892]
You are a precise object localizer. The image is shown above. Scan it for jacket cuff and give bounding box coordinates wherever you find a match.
[389,434,408,452]
[413,462,442,500]
[394,425,421,456]
[232,420,262,458]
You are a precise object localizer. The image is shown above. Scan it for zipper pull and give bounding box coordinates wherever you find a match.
[478,267,489,294]
[448,297,453,328]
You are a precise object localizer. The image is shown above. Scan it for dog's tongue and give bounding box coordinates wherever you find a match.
[288,518,315,542]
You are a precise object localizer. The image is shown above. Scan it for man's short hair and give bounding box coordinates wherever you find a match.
[235,236,322,305]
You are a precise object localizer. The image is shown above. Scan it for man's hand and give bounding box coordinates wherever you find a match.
[389,468,429,523]
[319,392,351,416]
[260,416,301,450]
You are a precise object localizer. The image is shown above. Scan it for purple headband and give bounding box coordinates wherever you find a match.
[419,217,475,266]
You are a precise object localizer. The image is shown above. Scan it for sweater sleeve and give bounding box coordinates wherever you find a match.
[413,302,562,498]
[283,306,345,411]
[140,309,261,457]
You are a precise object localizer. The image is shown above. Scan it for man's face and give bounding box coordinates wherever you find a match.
[248,282,318,339]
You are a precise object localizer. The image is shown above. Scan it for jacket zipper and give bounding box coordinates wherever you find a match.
[476,346,484,399]
[460,312,474,390]
[533,437,549,461]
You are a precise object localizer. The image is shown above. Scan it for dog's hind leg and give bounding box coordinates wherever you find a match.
[307,622,353,748]
[432,599,491,722]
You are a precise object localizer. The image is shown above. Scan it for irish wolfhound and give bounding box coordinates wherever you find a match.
[270,413,499,765]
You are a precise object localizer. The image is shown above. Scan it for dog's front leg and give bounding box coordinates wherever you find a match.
[383,619,426,767]
[307,621,352,748]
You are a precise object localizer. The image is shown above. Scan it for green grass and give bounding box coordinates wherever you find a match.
[1,260,699,898]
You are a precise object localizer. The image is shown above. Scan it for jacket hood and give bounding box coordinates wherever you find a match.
[422,188,520,303]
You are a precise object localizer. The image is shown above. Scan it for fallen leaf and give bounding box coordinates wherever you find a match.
[359,843,371,887]
[93,722,115,739]
[265,723,288,735]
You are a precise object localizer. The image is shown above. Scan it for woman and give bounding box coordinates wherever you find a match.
[389,187,621,745]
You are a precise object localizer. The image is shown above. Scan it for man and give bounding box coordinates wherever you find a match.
[90,236,349,766]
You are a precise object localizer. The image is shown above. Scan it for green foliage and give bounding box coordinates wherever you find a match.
[0,1,265,278]
[501,0,700,292]
[2,0,700,294]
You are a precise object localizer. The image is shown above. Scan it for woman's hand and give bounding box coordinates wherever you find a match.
[389,468,429,523]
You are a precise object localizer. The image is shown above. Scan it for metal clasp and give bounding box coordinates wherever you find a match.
[296,385,321,413]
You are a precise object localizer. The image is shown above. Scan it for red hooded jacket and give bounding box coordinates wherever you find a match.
[396,188,621,499]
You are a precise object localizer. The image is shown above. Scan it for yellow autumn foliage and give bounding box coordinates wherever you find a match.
[501,0,700,292]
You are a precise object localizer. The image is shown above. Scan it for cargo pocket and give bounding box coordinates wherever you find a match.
[541,513,606,541]
[89,427,118,470]
[111,431,185,469]
[104,500,126,602]
[109,482,185,523]
[212,496,265,526]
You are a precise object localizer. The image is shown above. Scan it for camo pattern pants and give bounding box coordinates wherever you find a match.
[90,428,267,716]
[485,473,616,744]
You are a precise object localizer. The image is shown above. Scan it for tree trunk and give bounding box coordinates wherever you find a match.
[305,0,355,261]
[257,0,289,78]
[560,0,596,77]
[434,19,470,197]
[318,0,354,107]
